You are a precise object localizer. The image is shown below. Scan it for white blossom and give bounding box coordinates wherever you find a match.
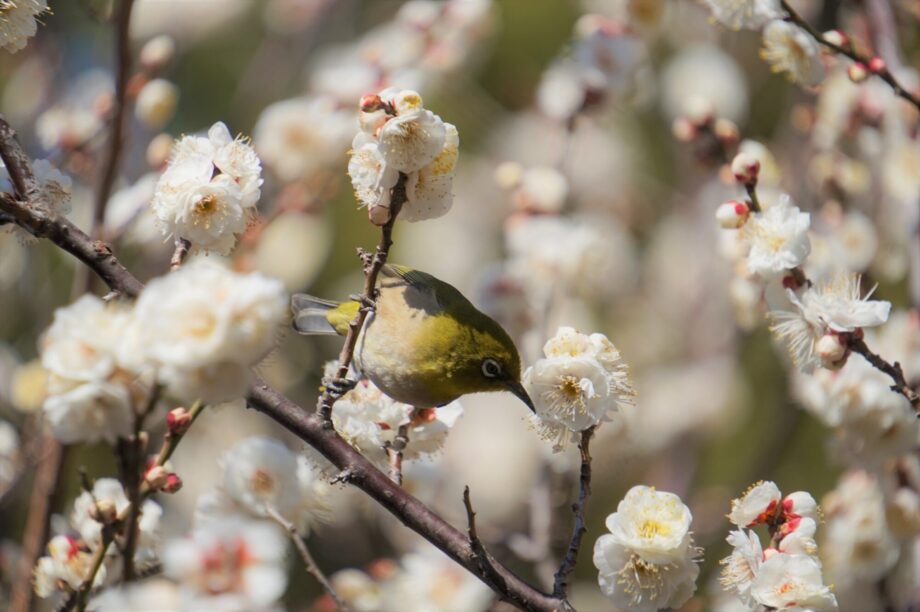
[761,20,825,86]
[729,480,781,528]
[0,0,48,53]
[593,485,699,612]
[770,274,891,372]
[151,122,262,255]
[701,0,782,30]
[125,262,286,404]
[744,194,811,278]
[376,90,446,173]
[720,529,763,605]
[34,535,106,598]
[163,518,288,611]
[749,553,838,610]
[382,545,494,612]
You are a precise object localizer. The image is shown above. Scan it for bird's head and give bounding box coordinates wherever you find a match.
[440,311,535,413]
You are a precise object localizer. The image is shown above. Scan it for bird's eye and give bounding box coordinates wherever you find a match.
[481,358,502,378]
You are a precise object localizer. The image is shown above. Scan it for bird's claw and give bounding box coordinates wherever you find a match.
[323,376,357,398]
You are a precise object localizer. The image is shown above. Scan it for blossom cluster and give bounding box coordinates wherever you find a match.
[0,0,48,53]
[721,481,837,610]
[151,121,263,255]
[593,485,699,611]
[38,262,286,444]
[523,326,635,451]
[348,88,459,225]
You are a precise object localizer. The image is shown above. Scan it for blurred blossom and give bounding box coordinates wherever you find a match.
[0,0,48,52]
[163,518,288,611]
[661,44,748,124]
[1,56,52,123]
[253,95,354,183]
[131,0,251,42]
[812,67,862,150]
[34,534,106,599]
[737,139,781,188]
[381,545,494,611]
[151,122,262,255]
[0,420,19,497]
[329,363,463,468]
[536,15,645,121]
[40,295,138,445]
[124,261,287,404]
[104,173,164,248]
[36,70,113,152]
[263,0,331,35]
[760,20,824,86]
[523,327,635,450]
[594,485,699,611]
[254,212,332,291]
[496,163,569,214]
[701,0,781,30]
[89,579,180,611]
[134,78,180,130]
[0,232,26,288]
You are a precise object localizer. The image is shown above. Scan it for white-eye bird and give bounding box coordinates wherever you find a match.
[291,264,535,412]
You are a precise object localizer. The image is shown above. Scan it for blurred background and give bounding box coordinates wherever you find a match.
[1,0,919,609]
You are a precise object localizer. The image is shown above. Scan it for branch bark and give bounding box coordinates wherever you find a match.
[553,426,595,599]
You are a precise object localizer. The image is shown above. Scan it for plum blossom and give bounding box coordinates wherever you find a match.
[749,553,837,610]
[593,485,699,612]
[34,535,106,598]
[0,0,48,52]
[701,0,782,30]
[743,194,811,279]
[761,20,824,86]
[728,480,782,528]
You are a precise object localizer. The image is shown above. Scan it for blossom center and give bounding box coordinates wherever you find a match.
[638,519,670,539]
[559,375,583,401]
[251,469,275,494]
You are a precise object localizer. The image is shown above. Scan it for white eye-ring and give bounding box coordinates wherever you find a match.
[481,358,502,378]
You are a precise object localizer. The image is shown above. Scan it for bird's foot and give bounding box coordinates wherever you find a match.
[323,376,357,398]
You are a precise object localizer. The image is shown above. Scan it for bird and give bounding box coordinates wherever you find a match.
[291,264,535,412]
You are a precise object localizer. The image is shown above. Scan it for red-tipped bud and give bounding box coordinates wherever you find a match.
[822,30,848,48]
[162,473,183,494]
[671,117,697,142]
[716,200,750,229]
[88,499,118,524]
[166,407,192,436]
[714,118,740,147]
[731,152,760,186]
[817,333,849,369]
[869,57,887,74]
[848,62,869,83]
[145,465,169,490]
[359,94,384,113]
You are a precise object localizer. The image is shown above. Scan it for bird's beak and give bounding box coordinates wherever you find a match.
[505,380,536,414]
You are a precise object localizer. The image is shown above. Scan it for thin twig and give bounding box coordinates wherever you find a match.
[386,423,410,486]
[316,174,408,425]
[848,336,920,410]
[265,506,349,611]
[92,0,137,239]
[69,529,115,612]
[744,183,762,213]
[780,0,920,112]
[169,237,191,271]
[463,486,509,596]
[553,426,595,599]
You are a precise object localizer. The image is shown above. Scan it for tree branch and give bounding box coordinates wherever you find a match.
[463,486,509,599]
[553,426,595,599]
[0,120,569,611]
[848,336,920,410]
[316,174,407,424]
[386,423,409,485]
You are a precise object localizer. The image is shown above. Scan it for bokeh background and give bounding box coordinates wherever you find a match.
[1,0,919,609]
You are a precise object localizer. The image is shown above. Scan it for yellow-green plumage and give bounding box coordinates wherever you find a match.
[292,265,530,410]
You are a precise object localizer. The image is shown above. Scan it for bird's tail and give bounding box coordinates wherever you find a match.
[291,294,340,336]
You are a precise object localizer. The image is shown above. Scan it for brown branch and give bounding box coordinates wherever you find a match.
[9,434,64,612]
[848,336,920,410]
[463,486,509,598]
[265,506,350,612]
[169,237,191,271]
[0,122,569,612]
[780,0,920,112]
[553,426,595,599]
[316,174,408,424]
[386,423,409,486]
[92,0,137,239]
[69,528,115,612]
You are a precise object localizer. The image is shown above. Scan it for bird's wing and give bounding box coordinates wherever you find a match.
[381,264,468,311]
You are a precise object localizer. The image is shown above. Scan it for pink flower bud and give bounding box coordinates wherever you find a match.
[162,473,183,494]
[359,94,384,113]
[714,118,739,147]
[145,465,169,490]
[671,117,697,142]
[816,333,848,369]
[167,407,192,436]
[731,152,760,186]
[139,35,176,72]
[368,204,391,226]
[869,57,887,74]
[822,30,848,48]
[716,200,750,229]
[848,62,869,83]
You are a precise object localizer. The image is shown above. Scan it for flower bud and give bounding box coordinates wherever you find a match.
[779,517,818,553]
[714,118,739,147]
[731,152,760,186]
[145,465,169,490]
[88,499,118,524]
[162,473,183,494]
[716,200,750,229]
[869,57,887,74]
[359,94,384,113]
[146,133,174,168]
[494,161,523,189]
[886,488,920,536]
[816,333,848,369]
[685,96,714,126]
[140,35,176,72]
[822,30,848,48]
[369,204,391,226]
[783,491,819,521]
[167,407,192,436]
[848,62,869,83]
[671,117,696,142]
[135,79,179,129]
